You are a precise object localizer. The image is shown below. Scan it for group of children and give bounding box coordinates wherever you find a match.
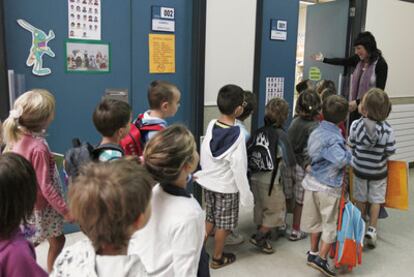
[0,77,395,277]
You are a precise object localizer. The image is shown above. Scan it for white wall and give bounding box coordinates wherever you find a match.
[204,0,257,105]
[366,0,414,97]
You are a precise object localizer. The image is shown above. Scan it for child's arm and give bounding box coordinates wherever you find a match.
[32,149,68,216]
[321,139,352,169]
[385,127,396,157]
[229,142,254,207]
[171,217,204,277]
[348,120,358,149]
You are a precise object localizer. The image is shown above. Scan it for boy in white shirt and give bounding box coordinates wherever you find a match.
[195,84,254,269]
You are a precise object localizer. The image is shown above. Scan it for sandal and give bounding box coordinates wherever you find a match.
[210,252,236,269]
[250,234,274,254]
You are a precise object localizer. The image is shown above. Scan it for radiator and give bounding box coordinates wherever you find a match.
[387,102,414,163]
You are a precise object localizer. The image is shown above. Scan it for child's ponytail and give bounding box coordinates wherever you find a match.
[3,106,23,146]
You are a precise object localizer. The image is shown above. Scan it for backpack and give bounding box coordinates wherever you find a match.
[334,201,365,271]
[64,138,124,179]
[247,126,281,195]
[120,113,164,156]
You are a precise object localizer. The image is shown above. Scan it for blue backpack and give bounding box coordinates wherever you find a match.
[334,201,365,270]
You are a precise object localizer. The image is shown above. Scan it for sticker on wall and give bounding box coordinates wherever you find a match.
[265,77,284,104]
[65,40,110,73]
[68,0,101,40]
[17,19,55,76]
[149,34,175,74]
[270,19,287,41]
[309,66,322,81]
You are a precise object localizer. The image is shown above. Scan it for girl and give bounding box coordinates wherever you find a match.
[128,125,206,277]
[0,153,47,277]
[3,89,69,272]
[286,89,321,241]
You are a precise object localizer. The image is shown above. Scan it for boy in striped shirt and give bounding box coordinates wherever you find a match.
[349,88,396,248]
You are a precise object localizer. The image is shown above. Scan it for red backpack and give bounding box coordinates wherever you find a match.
[120,114,164,156]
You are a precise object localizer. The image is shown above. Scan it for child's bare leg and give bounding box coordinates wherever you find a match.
[369,203,380,228]
[205,221,215,242]
[355,201,367,218]
[258,225,271,234]
[47,234,65,272]
[319,240,332,260]
[292,203,303,231]
[214,229,230,259]
[310,232,321,253]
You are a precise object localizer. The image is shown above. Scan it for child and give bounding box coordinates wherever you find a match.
[320,88,346,137]
[3,89,69,272]
[287,90,321,241]
[236,90,257,143]
[92,98,132,161]
[51,159,153,276]
[296,79,313,94]
[129,125,206,276]
[0,153,47,277]
[348,88,395,248]
[316,79,336,95]
[141,80,181,144]
[195,84,254,269]
[248,98,296,253]
[300,95,351,277]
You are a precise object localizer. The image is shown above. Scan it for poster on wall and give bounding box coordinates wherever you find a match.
[149,34,175,74]
[265,77,284,104]
[68,0,101,40]
[65,40,110,73]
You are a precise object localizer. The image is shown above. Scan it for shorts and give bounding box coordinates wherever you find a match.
[353,174,387,204]
[204,189,239,230]
[251,179,286,228]
[294,165,306,205]
[300,189,340,244]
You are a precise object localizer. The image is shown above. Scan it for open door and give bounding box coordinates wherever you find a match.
[303,0,349,89]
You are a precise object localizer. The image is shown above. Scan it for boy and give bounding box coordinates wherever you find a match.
[140,80,181,144]
[248,98,296,254]
[51,160,153,276]
[296,79,313,94]
[349,88,395,248]
[195,84,254,269]
[92,98,131,161]
[300,95,351,277]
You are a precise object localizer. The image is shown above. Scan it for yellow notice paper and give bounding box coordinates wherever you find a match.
[149,34,175,74]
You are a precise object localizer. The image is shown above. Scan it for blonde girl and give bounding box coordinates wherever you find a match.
[3,89,69,272]
[128,125,207,276]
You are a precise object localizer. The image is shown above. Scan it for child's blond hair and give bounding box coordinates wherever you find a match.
[144,125,196,183]
[362,88,391,122]
[3,89,55,145]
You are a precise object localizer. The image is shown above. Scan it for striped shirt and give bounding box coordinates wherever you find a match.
[348,118,396,180]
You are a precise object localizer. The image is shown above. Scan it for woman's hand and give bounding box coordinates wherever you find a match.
[310,52,324,61]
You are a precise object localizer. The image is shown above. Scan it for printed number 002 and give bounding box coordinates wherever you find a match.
[163,9,174,18]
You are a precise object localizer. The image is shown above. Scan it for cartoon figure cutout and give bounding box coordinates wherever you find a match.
[17,19,55,76]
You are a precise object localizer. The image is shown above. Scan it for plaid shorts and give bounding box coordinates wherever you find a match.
[204,189,239,230]
[294,165,306,205]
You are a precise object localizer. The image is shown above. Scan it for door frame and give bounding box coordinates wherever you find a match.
[0,0,9,120]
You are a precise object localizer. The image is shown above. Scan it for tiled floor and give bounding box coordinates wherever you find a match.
[37,168,414,276]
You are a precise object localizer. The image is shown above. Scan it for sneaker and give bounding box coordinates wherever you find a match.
[288,229,307,241]
[273,225,287,239]
[249,233,274,254]
[225,230,244,246]
[309,256,336,277]
[365,226,377,248]
[306,251,317,265]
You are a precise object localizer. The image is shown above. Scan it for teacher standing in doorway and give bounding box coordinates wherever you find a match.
[311,31,388,125]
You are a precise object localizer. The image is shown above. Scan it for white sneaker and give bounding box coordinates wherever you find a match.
[365,226,377,248]
[225,230,245,246]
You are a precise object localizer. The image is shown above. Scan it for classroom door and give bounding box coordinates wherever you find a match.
[303,0,349,89]
[131,0,196,129]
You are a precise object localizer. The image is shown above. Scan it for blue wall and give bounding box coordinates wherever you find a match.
[257,0,299,127]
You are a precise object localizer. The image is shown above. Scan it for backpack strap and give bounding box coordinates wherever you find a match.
[268,157,281,196]
[92,143,125,161]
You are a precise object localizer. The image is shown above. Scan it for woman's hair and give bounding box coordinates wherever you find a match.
[353,31,382,64]
[264,97,289,127]
[316,80,336,95]
[3,89,55,145]
[144,125,196,183]
[362,88,391,122]
[69,159,153,250]
[237,90,257,121]
[0,153,37,239]
[295,89,321,120]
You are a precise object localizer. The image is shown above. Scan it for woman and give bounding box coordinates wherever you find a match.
[312,31,388,124]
